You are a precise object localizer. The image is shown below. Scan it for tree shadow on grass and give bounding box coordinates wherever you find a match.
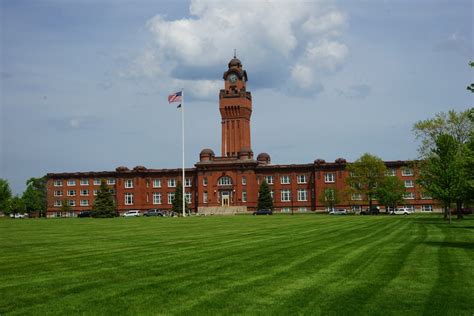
[423,241,474,250]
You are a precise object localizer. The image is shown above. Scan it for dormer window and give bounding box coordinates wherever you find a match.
[218,176,232,186]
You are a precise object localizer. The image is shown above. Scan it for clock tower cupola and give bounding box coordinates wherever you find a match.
[219,55,253,158]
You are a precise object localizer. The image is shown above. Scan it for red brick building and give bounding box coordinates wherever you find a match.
[46,57,437,217]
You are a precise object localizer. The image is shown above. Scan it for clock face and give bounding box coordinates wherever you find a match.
[228,74,238,83]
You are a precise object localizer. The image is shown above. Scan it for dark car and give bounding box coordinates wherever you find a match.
[253,209,273,215]
[360,207,380,215]
[78,211,92,218]
[143,209,164,217]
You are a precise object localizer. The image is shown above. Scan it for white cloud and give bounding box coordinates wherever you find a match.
[129,0,348,99]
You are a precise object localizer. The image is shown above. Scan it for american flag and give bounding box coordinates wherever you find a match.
[168,91,182,103]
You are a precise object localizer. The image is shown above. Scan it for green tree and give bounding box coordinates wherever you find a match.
[92,180,116,218]
[346,153,387,212]
[60,199,72,214]
[375,176,405,212]
[172,181,188,215]
[0,179,12,215]
[467,61,474,93]
[257,180,273,210]
[418,134,465,224]
[22,177,47,217]
[9,195,26,215]
[318,187,341,212]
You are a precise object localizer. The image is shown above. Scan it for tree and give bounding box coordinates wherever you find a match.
[0,179,12,215]
[467,61,474,93]
[346,153,387,212]
[172,181,188,215]
[413,109,473,158]
[375,176,405,212]
[9,195,26,215]
[418,134,465,224]
[92,180,116,218]
[22,177,47,217]
[60,198,72,214]
[318,187,341,211]
[257,180,273,210]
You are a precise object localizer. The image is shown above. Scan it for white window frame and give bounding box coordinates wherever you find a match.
[421,192,432,199]
[270,190,274,201]
[281,189,291,202]
[203,177,208,186]
[68,200,75,206]
[185,192,192,204]
[242,190,247,202]
[281,207,291,213]
[185,178,192,187]
[153,193,162,205]
[404,180,414,188]
[402,168,414,176]
[403,192,415,200]
[218,176,232,186]
[54,180,62,187]
[168,192,175,204]
[351,193,362,201]
[297,175,307,184]
[324,173,335,183]
[107,178,116,185]
[80,179,89,186]
[67,190,76,197]
[67,180,76,186]
[421,205,432,212]
[203,192,208,204]
[125,179,133,189]
[264,176,274,184]
[124,193,133,205]
[54,200,62,207]
[242,176,247,186]
[80,190,89,196]
[280,175,290,185]
[386,169,396,176]
[94,178,101,185]
[298,207,308,213]
[54,191,63,197]
[80,200,89,206]
[93,190,98,196]
[168,179,176,188]
[297,189,307,201]
[153,179,161,188]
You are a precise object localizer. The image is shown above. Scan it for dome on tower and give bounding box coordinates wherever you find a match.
[199,148,215,162]
[228,57,242,68]
[257,152,271,165]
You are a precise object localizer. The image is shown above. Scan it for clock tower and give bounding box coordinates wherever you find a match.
[219,55,253,158]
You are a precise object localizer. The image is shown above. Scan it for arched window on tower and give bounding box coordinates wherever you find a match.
[218,176,233,186]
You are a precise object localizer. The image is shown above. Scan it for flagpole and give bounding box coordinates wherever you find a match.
[181,89,185,217]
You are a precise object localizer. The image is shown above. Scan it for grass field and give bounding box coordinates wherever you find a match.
[1,214,473,315]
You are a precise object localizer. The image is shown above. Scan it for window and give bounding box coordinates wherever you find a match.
[203,192,208,204]
[107,178,116,185]
[153,179,161,188]
[324,173,335,183]
[54,180,62,187]
[94,178,101,185]
[125,179,133,188]
[185,192,192,204]
[351,193,362,201]
[168,179,176,188]
[184,178,192,187]
[270,190,274,200]
[298,207,308,212]
[281,189,291,202]
[421,192,432,199]
[67,190,76,196]
[93,190,98,196]
[403,192,415,199]
[421,205,432,212]
[203,177,208,186]
[402,168,413,176]
[404,205,415,212]
[297,189,307,201]
[109,189,115,195]
[404,180,414,188]
[54,191,63,197]
[80,200,89,206]
[264,176,274,184]
[80,190,89,196]
[153,193,162,205]
[125,193,133,205]
[386,169,396,176]
[168,193,175,204]
[54,200,62,207]
[297,175,307,184]
[67,180,76,186]
[80,179,89,186]
[281,207,291,213]
[352,205,362,212]
[242,176,247,185]
[242,191,247,202]
[68,200,75,206]
[280,175,290,184]
[218,176,232,186]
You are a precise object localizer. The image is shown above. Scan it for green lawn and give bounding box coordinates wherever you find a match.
[0,214,473,315]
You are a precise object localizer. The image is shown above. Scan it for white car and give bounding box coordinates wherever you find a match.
[390,208,412,215]
[329,209,347,215]
[123,210,140,217]
[10,213,27,219]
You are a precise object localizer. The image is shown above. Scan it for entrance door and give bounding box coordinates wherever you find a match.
[221,191,230,207]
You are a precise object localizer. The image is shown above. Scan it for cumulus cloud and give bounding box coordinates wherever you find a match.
[128,0,348,99]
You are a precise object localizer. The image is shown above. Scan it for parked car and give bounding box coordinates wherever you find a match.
[253,209,273,215]
[329,209,347,215]
[123,210,140,217]
[389,208,412,215]
[78,211,93,218]
[10,213,27,219]
[143,209,164,217]
[360,207,380,215]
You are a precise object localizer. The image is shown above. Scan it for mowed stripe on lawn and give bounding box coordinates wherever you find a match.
[0,215,472,315]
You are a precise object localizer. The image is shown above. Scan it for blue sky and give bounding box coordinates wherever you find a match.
[1,0,472,194]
